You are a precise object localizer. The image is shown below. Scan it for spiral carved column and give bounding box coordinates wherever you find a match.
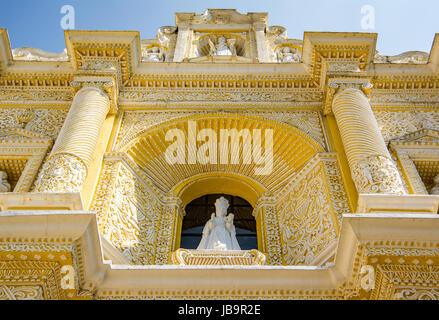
[34,85,110,192]
[332,88,406,194]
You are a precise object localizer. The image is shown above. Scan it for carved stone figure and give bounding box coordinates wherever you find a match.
[430,174,439,195]
[0,171,11,192]
[208,36,236,56]
[196,197,241,250]
[277,46,300,63]
[142,46,165,62]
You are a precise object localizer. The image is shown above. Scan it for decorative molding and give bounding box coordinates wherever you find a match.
[375,110,439,143]
[0,108,68,140]
[90,157,182,265]
[275,155,338,265]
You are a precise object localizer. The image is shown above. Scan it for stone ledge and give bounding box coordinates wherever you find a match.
[357,194,439,214]
[0,192,84,211]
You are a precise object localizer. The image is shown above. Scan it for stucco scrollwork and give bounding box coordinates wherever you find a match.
[33,153,87,193]
[374,111,439,142]
[276,158,337,265]
[396,288,439,300]
[0,285,44,300]
[0,108,68,140]
[351,155,406,194]
[91,157,180,265]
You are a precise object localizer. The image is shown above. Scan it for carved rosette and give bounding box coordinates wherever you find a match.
[33,154,87,193]
[351,155,406,194]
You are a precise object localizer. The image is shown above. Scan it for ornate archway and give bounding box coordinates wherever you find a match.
[116,113,334,265]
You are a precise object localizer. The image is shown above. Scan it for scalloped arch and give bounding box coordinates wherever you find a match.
[122,113,323,194]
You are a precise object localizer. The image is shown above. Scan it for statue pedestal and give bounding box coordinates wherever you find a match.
[171,249,266,266]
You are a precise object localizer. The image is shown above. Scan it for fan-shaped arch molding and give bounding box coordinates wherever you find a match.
[122,113,323,195]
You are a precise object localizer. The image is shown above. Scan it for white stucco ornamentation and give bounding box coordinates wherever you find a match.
[33,153,87,193]
[276,46,301,63]
[0,171,11,192]
[430,174,439,195]
[208,36,236,56]
[351,155,406,194]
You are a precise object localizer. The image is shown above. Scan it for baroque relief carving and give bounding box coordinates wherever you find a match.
[374,110,439,142]
[275,157,338,265]
[319,154,351,225]
[90,157,181,265]
[118,89,323,104]
[253,202,283,265]
[0,108,68,140]
[0,90,73,103]
[351,154,406,194]
[33,154,87,193]
[0,285,44,300]
[395,288,439,300]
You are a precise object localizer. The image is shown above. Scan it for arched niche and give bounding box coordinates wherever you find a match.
[120,112,326,264]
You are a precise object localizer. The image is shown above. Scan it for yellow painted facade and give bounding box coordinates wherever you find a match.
[0,9,438,300]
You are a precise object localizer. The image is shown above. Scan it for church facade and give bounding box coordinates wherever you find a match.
[0,9,438,300]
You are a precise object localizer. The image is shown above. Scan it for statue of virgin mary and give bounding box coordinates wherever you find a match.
[196,196,241,250]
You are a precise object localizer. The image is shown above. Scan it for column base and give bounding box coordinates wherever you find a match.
[357,194,439,214]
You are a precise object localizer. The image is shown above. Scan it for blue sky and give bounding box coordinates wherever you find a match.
[1,0,438,55]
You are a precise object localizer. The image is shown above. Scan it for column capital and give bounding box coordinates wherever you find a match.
[324,77,373,115]
[70,76,118,114]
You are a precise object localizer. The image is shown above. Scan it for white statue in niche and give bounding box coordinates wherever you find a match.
[0,171,11,192]
[277,46,301,63]
[208,36,236,56]
[196,197,241,250]
[430,174,439,195]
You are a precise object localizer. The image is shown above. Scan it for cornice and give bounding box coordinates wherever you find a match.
[2,210,439,298]
[0,28,438,109]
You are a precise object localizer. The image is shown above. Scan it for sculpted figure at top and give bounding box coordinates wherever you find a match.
[142,46,166,62]
[197,197,241,250]
[0,171,11,192]
[208,36,237,56]
[430,174,439,195]
[277,46,301,63]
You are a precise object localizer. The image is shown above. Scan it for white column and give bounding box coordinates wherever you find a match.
[34,85,110,192]
[332,88,406,194]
